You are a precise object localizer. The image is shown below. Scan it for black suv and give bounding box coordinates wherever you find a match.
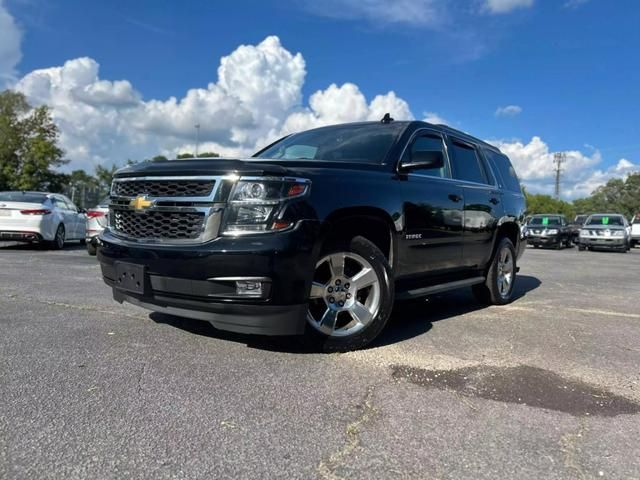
[525,214,573,249]
[98,119,527,351]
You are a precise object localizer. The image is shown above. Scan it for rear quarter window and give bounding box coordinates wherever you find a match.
[485,150,522,193]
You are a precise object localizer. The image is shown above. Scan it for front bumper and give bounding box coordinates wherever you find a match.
[97,220,320,336]
[526,235,561,247]
[579,237,626,249]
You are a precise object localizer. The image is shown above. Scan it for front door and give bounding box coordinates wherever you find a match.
[397,130,464,277]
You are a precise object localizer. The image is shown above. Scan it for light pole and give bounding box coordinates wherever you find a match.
[195,123,200,157]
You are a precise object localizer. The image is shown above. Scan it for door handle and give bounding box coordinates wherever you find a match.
[448,194,462,203]
[489,197,500,205]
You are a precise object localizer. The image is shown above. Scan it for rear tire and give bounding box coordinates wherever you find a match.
[87,242,97,256]
[49,224,65,250]
[79,238,86,246]
[303,236,394,353]
[578,245,586,251]
[473,237,517,306]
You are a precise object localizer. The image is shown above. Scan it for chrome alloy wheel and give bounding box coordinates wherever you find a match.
[307,252,381,337]
[497,246,514,297]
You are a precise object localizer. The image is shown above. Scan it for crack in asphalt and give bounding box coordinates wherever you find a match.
[0,294,148,321]
[560,419,589,480]
[317,384,378,480]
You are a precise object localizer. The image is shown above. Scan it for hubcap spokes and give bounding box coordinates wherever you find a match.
[307,252,381,337]
[497,248,514,296]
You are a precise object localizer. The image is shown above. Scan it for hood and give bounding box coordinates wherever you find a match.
[114,157,387,179]
[114,158,289,178]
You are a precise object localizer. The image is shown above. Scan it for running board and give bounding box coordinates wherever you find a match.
[395,276,485,301]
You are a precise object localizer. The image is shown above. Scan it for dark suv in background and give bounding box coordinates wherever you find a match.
[98,118,527,351]
[525,214,572,249]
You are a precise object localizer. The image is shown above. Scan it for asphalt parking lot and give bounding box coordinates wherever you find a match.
[1,243,639,479]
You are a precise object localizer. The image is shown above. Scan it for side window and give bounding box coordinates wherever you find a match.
[64,197,78,212]
[402,133,448,178]
[485,150,522,193]
[52,197,67,210]
[449,140,488,184]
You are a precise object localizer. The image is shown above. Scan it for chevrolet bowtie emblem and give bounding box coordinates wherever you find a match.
[130,195,154,212]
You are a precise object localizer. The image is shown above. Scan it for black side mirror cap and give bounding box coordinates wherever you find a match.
[400,150,444,171]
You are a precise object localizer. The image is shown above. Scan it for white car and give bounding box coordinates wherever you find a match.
[631,214,640,248]
[0,191,87,249]
[85,197,110,256]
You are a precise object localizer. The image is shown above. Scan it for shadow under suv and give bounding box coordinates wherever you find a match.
[98,118,527,351]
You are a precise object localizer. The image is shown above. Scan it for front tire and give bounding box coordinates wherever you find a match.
[473,237,517,305]
[87,242,97,256]
[304,236,394,352]
[49,224,65,250]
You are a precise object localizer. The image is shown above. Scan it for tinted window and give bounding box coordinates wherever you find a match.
[485,150,521,193]
[0,192,48,203]
[402,134,447,178]
[254,123,406,164]
[449,141,487,184]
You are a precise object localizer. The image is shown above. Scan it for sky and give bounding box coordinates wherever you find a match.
[1,0,639,199]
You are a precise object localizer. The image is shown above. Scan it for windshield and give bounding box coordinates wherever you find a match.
[587,215,624,226]
[0,191,48,203]
[529,216,561,226]
[574,215,588,224]
[254,123,406,164]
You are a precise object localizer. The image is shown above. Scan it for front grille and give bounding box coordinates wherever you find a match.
[112,209,205,240]
[113,179,215,198]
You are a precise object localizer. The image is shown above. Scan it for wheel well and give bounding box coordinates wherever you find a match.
[496,222,519,248]
[322,212,393,261]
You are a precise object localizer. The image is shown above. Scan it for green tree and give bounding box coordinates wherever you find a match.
[524,191,576,219]
[95,164,118,195]
[0,90,67,191]
[176,152,219,159]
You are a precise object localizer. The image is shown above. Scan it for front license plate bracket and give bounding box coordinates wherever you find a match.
[115,262,146,294]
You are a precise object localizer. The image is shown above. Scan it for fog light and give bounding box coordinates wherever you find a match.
[236,280,263,297]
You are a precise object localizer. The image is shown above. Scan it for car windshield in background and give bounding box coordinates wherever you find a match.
[574,215,588,224]
[97,196,110,207]
[587,215,624,226]
[0,192,48,203]
[253,123,406,164]
[529,216,561,226]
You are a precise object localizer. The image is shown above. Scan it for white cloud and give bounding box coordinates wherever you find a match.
[495,104,523,117]
[484,0,534,14]
[302,0,445,27]
[14,36,415,172]
[491,136,640,199]
[0,0,22,85]
[422,112,449,125]
[564,0,590,8]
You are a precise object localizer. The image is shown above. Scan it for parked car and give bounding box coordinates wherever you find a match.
[631,214,640,248]
[524,214,572,249]
[578,214,631,252]
[85,197,110,255]
[568,214,589,243]
[97,118,527,351]
[0,191,86,249]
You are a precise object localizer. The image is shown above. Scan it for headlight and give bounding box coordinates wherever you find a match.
[546,229,558,235]
[223,179,310,234]
[579,229,588,237]
[612,230,624,237]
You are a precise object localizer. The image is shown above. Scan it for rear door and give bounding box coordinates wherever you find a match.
[63,196,84,239]
[53,195,77,239]
[398,129,464,276]
[446,136,503,269]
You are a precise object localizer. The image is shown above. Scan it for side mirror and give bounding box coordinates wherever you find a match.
[401,150,444,171]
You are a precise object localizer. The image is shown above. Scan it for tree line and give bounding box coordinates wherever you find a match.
[1,88,639,215]
[0,90,219,207]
